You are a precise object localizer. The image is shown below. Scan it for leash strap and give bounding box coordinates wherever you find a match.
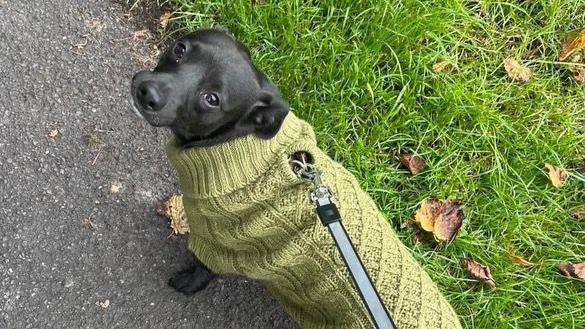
[292,160,397,329]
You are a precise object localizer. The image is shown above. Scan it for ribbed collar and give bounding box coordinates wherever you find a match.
[166,112,316,198]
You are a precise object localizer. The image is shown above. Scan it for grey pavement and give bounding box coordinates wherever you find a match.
[0,1,295,328]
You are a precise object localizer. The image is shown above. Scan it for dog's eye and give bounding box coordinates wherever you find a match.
[203,93,220,107]
[173,42,187,60]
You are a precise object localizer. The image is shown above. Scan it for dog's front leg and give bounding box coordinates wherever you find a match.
[168,260,216,295]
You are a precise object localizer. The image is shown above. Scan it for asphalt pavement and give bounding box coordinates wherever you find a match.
[0,1,295,328]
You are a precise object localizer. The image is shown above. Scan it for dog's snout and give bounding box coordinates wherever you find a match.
[136,81,167,112]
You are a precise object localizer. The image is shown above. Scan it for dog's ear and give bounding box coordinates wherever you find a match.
[244,73,289,139]
[247,89,289,139]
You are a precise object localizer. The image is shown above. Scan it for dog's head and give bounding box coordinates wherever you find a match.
[131,28,288,147]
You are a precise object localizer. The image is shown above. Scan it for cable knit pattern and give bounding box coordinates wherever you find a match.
[166,112,462,329]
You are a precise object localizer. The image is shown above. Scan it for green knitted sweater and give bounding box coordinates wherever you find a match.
[166,112,462,329]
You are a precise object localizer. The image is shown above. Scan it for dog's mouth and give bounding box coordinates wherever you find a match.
[131,99,146,121]
[179,120,239,148]
[131,98,166,127]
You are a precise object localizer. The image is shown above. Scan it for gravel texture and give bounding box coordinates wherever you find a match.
[0,1,295,328]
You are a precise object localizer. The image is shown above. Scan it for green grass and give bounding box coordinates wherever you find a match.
[161,0,584,328]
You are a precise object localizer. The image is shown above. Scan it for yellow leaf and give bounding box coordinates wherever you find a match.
[503,58,531,83]
[159,12,171,30]
[48,128,59,139]
[560,29,585,61]
[156,194,189,234]
[544,163,568,188]
[414,198,440,232]
[432,61,449,73]
[110,181,123,194]
[571,207,585,220]
[507,253,537,267]
[414,198,463,242]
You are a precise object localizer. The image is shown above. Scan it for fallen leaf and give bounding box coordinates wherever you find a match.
[156,194,189,234]
[507,253,537,267]
[398,153,426,174]
[544,163,568,188]
[159,11,171,30]
[414,198,463,242]
[432,61,449,72]
[433,201,464,242]
[130,29,150,41]
[48,128,59,139]
[559,29,585,61]
[462,258,496,288]
[411,231,425,245]
[415,198,442,232]
[99,299,110,309]
[571,207,585,220]
[83,216,95,230]
[556,262,585,280]
[503,58,531,83]
[110,181,123,194]
[574,68,585,84]
[400,218,415,229]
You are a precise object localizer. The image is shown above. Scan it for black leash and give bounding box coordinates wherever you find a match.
[291,156,397,329]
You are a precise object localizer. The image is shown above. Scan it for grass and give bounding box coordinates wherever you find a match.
[159,0,584,328]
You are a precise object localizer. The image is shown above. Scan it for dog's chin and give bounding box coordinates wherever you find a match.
[181,134,225,148]
[131,101,173,127]
[179,127,251,148]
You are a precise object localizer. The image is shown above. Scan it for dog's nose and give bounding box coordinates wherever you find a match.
[136,81,167,112]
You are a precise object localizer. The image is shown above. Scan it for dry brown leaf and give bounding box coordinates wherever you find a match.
[110,181,123,194]
[544,163,568,188]
[559,29,585,61]
[414,198,463,242]
[83,216,95,230]
[433,200,463,242]
[400,218,415,229]
[398,153,426,175]
[503,58,531,83]
[156,194,189,234]
[556,262,585,280]
[574,68,585,84]
[507,253,537,267]
[99,299,110,309]
[432,61,449,73]
[411,231,424,245]
[130,29,150,41]
[462,258,496,288]
[48,128,59,139]
[159,12,171,30]
[571,207,585,220]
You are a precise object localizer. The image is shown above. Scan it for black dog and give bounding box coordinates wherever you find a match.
[131,28,289,293]
[131,28,463,329]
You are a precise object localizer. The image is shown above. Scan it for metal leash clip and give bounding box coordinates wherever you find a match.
[292,160,336,208]
[289,154,397,329]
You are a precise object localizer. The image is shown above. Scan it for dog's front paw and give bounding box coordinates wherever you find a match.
[168,266,215,295]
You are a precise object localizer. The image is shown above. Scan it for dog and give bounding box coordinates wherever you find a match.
[131,28,461,329]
